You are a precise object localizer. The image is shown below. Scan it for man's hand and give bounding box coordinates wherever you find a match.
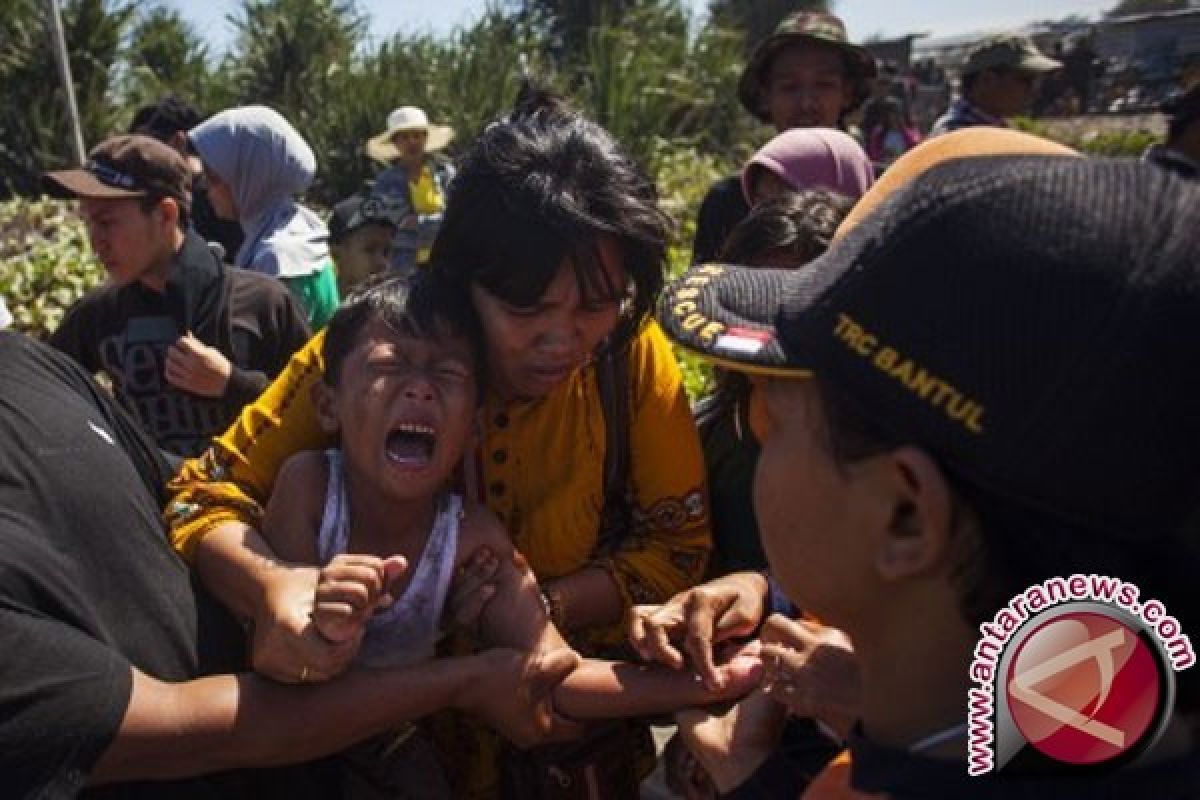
[311,554,407,644]
[250,563,362,684]
[458,647,584,749]
[165,332,233,398]
[674,689,788,793]
[759,615,860,740]
[628,571,768,691]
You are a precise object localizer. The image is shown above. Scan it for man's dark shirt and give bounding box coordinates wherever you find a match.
[0,333,332,798]
[50,229,310,456]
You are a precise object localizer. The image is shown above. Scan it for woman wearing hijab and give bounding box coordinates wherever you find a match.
[190,106,339,330]
[366,106,456,275]
[740,127,875,207]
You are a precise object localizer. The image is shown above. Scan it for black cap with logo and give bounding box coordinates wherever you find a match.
[658,156,1200,543]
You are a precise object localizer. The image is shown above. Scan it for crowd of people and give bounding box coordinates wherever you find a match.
[2,9,1199,800]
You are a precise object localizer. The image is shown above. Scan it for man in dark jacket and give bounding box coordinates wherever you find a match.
[47,134,311,456]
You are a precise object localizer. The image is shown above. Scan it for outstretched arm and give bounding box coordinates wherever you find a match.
[459,510,761,720]
[91,647,581,785]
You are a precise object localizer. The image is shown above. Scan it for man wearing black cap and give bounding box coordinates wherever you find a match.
[46,134,311,457]
[1144,83,1200,180]
[691,11,875,266]
[653,156,1200,796]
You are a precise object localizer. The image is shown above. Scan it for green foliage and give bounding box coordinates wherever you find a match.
[123,7,223,115]
[0,0,137,196]
[0,197,104,337]
[1012,116,1161,156]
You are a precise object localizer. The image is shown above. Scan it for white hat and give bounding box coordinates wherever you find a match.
[0,296,11,330]
[366,106,455,163]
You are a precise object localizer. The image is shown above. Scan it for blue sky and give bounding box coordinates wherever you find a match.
[167,0,1118,55]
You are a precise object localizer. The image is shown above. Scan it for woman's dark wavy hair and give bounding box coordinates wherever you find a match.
[428,83,671,349]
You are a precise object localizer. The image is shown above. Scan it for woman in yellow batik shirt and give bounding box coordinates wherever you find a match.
[167,90,713,798]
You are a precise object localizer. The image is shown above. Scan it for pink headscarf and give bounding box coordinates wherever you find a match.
[741,128,875,204]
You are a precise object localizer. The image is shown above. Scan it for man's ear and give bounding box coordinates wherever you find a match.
[157,196,181,230]
[873,446,955,582]
[311,380,340,435]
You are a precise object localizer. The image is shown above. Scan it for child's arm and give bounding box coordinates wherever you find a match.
[261,451,327,565]
[262,452,404,647]
[553,650,762,719]
[457,509,762,719]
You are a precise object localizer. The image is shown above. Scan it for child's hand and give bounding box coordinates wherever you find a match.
[704,639,765,701]
[312,554,407,644]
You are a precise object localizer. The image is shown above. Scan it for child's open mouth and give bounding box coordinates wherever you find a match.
[385,422,437,467]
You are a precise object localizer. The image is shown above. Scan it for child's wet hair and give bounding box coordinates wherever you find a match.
[322,272,486,393]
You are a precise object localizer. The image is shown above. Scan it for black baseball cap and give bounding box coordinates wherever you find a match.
[328,191,403,243]
[658,156,1200,542]
[44,134,192,214]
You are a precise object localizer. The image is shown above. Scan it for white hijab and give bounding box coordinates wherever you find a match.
[189,106,330,278]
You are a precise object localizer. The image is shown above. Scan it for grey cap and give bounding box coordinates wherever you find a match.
[963,34,1062,77]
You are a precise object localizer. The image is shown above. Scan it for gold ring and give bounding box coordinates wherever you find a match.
[300,665,310,683]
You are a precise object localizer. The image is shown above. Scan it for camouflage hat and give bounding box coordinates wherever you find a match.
[738,11,876,123]
[962,34,1062,78]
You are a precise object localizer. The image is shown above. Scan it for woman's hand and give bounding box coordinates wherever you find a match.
[759,615,860,740]
[443,545,501,636]
[627,571,768,690]
[674,688,788,793]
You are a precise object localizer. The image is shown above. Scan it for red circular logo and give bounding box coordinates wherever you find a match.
[1005,611,1162,765]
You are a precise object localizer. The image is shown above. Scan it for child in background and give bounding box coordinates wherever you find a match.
[740,128,874,208]
[866,97,922,173]
[328,190,402,297]
[262,275,761,797]
[189,106,340,329]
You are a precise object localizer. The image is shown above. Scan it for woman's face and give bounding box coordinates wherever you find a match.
[470,237,628,401]
[203,166,236,220]
[391,129,428,164]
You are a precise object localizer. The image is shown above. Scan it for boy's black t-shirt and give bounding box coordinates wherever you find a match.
[49,230,311,457]
[0,334,328,799]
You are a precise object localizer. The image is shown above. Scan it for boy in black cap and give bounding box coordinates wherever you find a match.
[692,11,875,265]
[46,134,311,457]
[327,189,402,296]
[655,156,1200,796]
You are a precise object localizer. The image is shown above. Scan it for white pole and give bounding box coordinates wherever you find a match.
[45,0,87,165]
